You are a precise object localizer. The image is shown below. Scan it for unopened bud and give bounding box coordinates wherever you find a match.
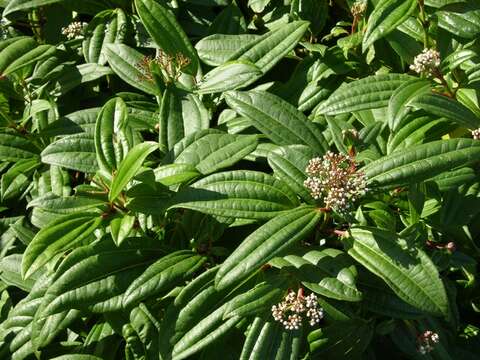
[351,1,367,17]
[472,128,480,140]
[446,242,456,252]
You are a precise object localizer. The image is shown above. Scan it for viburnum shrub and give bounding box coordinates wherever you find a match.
[0,0,480,358]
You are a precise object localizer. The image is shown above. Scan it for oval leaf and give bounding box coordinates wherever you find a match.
[123,251,206,308]
[344,227,449,316]
[109,141,158,202]
[225,90,328,153]
[22,212,102,279]
[317,74,413,115]
[215,206,321,290]
[196,61,262,94]
[41,134,98,173]
[134,0,199,74]
[362,0,418,51]
[170,170,300,220]
[363,138,480,187]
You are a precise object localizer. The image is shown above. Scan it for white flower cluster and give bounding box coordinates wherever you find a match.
[271,290,324,330]
[417,330,440,354]
[410,48,441,75]
[341,128,359,140]
[0,18,10,40]
[472,128,480,140]
[61,21,88,40]
[304,151,368,213]
[351,1,367,17]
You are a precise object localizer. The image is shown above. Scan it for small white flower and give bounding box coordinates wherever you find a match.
[271,289,324,331]
[342,128,359,140]
[61,21,88,40]
[410,48,441,75]
[417,330,440,354]
[0,17,11,40]
[471,128,480,140]
[304,152,367,213]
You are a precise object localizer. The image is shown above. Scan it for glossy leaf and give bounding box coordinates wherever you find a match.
[95,97,134,176]
[225,90,328,153]
[0,133,40,162]
[387,115,452,154]
[110,215,135,246]
[362,0,418,51]
[215,206,321,290]
[223,280,285,320]
[22,212,102,279]
[172,132,259,175]
[123,251,206,308]
[83,9,127,65]
[0,254,36,292]
[172,303,241,360]
[409,93,480,129]
[387,79,431,131]
[170,170,300,220]
[345,227,449,316]
[229,21,309,79]
[267,145,316,203]
[27,193,106,214]
[363,138,480,187]
[154,163,200,186]
[37,237,162,318]
[270,249,362,302]
[437,3,480,39]
[195,34,259,66]
[3,44,56,76]
[54,63,113,95]
[159,87,211,151]
[0,37,37,74]
[240,318,302,360]
[134,0,199,74]
[196,61,262,94]
[109,141,158,201]
[41,134,98,173]
[317,74,413,115]
[104,44,161,95]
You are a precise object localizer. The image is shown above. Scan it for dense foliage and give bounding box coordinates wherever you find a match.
[0,0,480,358]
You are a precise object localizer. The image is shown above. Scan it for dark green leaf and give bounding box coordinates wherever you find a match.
[215,206,321,290]
[409,93,480,129]
[345,227,449,316]
[317,74,413,115]
[170,171,300,220]
[22,212,102,279]
[109,142,158,201]
[362,0,418,51]
[225,90,328,153]
[363,138,480,187]
[41,134,98,173]
[135,0,199,74]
